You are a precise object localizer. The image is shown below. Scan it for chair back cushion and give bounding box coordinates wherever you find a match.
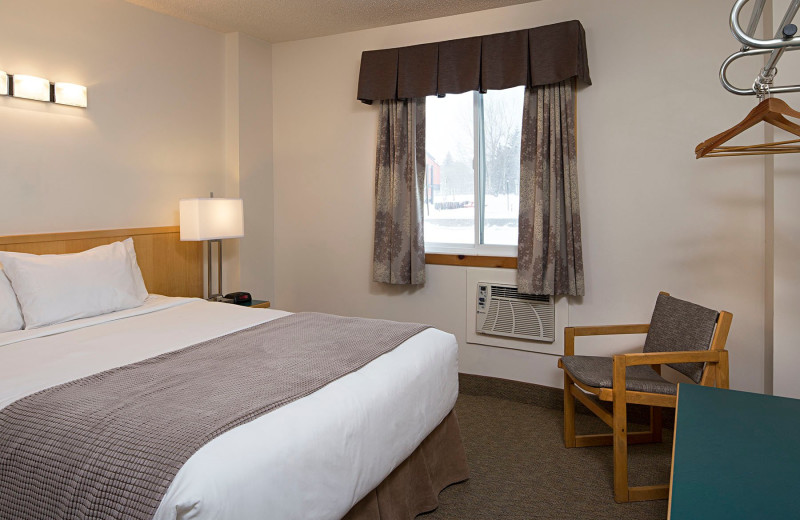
[643,293,719,383]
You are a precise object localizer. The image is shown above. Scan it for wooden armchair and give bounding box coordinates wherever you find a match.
[558,292,733,503]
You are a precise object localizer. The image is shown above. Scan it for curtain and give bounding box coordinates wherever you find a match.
[517,79,584,296]
[357,20,591,104]
[372,98,426,285]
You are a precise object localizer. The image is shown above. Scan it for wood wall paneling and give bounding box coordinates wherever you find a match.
[0,227,203,298]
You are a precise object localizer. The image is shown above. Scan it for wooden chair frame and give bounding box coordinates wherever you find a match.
[558,293,733,503]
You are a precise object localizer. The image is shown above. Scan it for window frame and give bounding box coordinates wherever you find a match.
[424,90,519,259]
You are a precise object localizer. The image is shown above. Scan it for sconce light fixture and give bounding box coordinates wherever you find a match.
[13,74,51,102]
[0,70,87,108]
[54,83,88,107]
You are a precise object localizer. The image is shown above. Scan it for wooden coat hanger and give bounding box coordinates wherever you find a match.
[695,97,800,158]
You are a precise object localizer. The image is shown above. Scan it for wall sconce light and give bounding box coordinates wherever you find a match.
[0,70,87,108]
[54,83,88,107]
[13,74,51,102]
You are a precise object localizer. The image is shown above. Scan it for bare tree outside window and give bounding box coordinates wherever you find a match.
[483,86,523,245]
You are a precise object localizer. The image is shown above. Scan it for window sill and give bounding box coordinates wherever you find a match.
[425,253,517,269]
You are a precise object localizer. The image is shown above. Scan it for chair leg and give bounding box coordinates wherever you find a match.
[563,373,577,448]
[612,359,629,503]
[650,406,663,443]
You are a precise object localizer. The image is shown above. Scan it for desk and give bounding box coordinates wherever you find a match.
[668,384,800,519]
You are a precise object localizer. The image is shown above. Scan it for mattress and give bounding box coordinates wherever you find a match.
[0,296,460,520]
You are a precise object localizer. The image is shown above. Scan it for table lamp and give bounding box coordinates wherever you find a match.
[179,193,244,300]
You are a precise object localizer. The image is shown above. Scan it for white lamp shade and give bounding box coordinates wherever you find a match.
[12,74,51,102]
[54,82,87,107]
[0,71,8,96]
[180,198,244,241]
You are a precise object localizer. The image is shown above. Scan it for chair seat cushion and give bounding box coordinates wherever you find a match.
[561,355,677,395]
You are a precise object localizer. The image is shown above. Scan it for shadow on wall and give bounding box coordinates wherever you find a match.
[0,98,92,121]
[368,279,425,297]
[773,167,800,284]
[664,191,763,289]
[773,228,800,283]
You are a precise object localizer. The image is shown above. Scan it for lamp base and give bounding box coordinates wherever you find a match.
[207,239,225,300]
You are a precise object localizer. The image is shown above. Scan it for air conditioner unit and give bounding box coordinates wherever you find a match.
[476,283,555,343]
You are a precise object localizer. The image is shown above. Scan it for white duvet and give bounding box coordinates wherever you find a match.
[0,296,459,520]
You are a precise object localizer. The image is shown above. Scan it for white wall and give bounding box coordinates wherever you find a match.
[238,35,275,301]
[272,0,767,392]
[0,0,273,301]
[0,0,225,235]
[225,33,275,301]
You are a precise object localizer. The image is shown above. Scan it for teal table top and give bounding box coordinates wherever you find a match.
[670,384,800,519]
[235,299,267,307]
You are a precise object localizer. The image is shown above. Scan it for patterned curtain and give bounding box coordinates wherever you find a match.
[372,98,426,285]
[517,79,585,296]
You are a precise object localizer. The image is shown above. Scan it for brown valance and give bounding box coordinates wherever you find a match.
[357,20,591,104]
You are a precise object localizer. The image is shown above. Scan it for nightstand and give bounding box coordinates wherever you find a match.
[236,299,271,309]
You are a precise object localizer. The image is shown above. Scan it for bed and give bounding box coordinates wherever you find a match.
[0,227,468,519]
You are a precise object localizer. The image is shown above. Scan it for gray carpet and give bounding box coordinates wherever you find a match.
[420,384,671,519]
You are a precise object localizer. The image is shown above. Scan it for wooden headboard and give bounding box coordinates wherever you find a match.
[0,227,203,298]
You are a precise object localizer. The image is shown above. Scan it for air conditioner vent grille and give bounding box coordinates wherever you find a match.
[476,283,555,343]
[489,285,549,302]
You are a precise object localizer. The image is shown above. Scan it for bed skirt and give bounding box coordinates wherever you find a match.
[343,410,469,520]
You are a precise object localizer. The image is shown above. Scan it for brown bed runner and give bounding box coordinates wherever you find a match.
[0,312,428,519]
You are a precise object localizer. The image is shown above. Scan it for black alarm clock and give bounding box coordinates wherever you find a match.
[224,292,252,304]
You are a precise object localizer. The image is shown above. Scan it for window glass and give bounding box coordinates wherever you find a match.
[425,86,524,250]
[424,91,475,245]
[482,86,523,245]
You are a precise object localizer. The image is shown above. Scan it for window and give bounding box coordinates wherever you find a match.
[425,86,524,256]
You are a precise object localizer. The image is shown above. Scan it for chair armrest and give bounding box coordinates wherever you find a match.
[568,324,650,337]
[563,324,649,356]
[616,350,724,367]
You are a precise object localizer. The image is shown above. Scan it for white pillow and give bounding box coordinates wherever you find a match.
[0,241,147,329]
[0,268,24,332]
[123,238,149,301]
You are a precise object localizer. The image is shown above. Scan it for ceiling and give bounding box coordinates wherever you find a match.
[122,0,534,43]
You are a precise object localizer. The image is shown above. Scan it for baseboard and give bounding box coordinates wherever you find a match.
[459,373,563,410]
[458,373,675,429]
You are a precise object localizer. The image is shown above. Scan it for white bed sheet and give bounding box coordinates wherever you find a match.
[0,296,459,520]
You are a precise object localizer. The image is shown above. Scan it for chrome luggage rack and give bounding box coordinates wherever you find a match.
[721,0,800,98]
